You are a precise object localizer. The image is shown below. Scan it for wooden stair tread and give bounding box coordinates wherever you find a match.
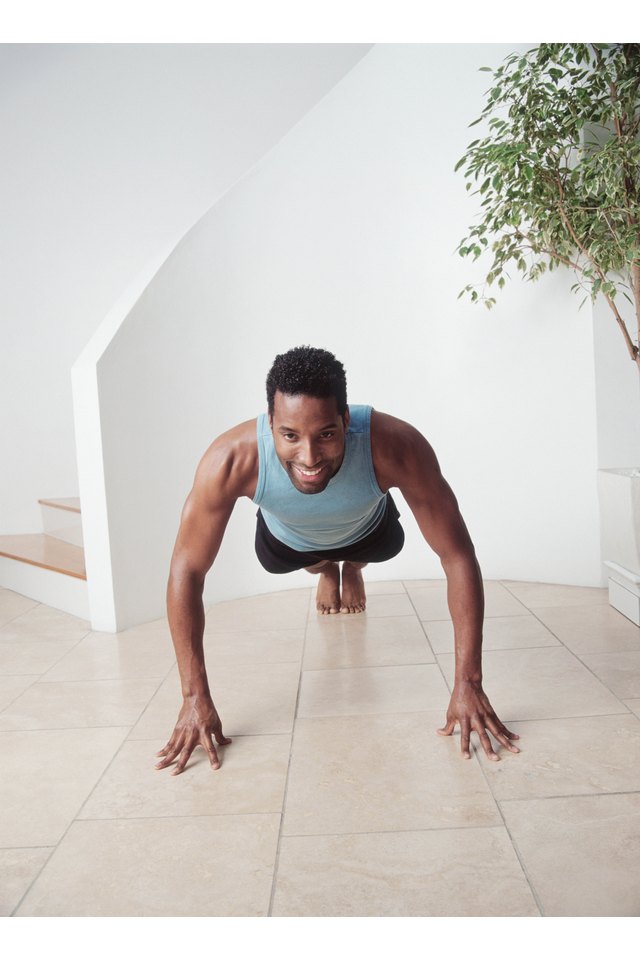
[38,497,81,514]
[0,534,86,580]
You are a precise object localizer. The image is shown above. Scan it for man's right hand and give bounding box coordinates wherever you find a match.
[155,694,232,775]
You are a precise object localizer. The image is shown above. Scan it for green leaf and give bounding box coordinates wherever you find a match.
[456,43,640,327]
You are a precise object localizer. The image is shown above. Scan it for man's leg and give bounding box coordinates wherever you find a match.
[340,561,367,614]
[306,560,368,615]
[306,560,341,615]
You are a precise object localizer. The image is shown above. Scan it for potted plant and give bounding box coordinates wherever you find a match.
[455,43,640,623]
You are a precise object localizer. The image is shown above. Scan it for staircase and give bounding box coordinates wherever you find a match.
[0,498,89,620]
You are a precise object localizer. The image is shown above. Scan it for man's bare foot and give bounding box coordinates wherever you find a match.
[340,561,367,613]
[315,562,341,614]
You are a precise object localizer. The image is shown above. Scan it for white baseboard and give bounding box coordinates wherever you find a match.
[0,557,90,621]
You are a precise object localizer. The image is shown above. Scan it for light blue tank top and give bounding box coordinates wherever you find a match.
[252,404,386,551]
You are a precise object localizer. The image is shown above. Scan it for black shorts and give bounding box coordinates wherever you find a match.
[255,493,405,574]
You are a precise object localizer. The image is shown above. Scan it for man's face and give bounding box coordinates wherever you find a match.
[269,391,349,495]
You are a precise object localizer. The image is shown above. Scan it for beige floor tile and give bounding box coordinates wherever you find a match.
[80,734,290,819]
[298,663,450,719]
[129,661,301,740]
[303,615,434,670]
[0,675,38,711]
[424,615,560,654]
[501,793,640,916]
[502,581,608,608]
[272,827,539,916]
[41,631,176,682]
[437,647,627,722]
[0,727,128,847]
[282,713,500,836]
[0,604,90,642]
[362,580,407,595]
[112,617,173,641]
[15,814,280,916]
[361,593,416,617]
[577,651,640,699]
[477,715,640,799]
[403,582,451,620]
[203,628,304,666]
[625,699,640,718]
[0,589,39,627]
[405,580,529,621]
[530,604,640,654]
[205,588,311,632]
[0,678,161,730]
[308,593,415,620]
[0,847,52,916]
[403,579,447,589]
[0,639,79,677]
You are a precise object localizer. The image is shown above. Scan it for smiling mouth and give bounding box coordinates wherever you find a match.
[292,464,325,480]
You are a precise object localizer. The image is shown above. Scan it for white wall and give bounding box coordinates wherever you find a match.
[0,42,372,534]
[82,43,605,631]
[592,296,640,468]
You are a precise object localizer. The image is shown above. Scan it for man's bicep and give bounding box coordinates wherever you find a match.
[397,435,474,562]
[169,429,253,582]
[171,489,236,581]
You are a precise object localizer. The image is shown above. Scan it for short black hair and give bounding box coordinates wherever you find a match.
[266,346,348,419]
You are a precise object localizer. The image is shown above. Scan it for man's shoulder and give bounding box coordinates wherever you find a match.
[370,409,434,490]
[370,409,420,447]
[196,418,259,500]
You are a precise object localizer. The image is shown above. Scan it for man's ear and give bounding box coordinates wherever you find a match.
[268,412,273,430]
[343,405,350,429]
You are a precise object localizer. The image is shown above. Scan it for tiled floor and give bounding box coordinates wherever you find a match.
[1,578,639,917]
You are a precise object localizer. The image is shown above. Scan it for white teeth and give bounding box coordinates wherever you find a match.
[296,466,322,476]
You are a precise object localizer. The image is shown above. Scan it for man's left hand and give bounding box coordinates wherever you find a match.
[438,679,520,761]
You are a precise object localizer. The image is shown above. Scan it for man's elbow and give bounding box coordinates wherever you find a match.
[439,537,480,576]
[167,555,207,597]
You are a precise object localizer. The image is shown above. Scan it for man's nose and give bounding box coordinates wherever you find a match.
[300,440,320,465]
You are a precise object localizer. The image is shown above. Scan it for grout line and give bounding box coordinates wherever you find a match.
[404,590,453,699]
[0,599,43,630]
[272,819,557,841]
[267,586,313,917]
[463,747,547,916]
[22,674,175,687]
[0,676,41,715]
[9,723,135,917]
[0,632,98,716]
[9,658,173,917]
[404,581,548,914]
[72,811,286,825]
[515,606,637,706]
[497,788,640,805]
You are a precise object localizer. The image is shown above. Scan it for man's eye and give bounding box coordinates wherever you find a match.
[284,434,297,441]
[320,432,335,439]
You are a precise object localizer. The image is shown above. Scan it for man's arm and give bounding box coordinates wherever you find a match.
[156,421,257,775]
[372,411,520,761]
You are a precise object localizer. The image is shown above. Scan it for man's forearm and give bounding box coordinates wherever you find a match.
[441,550,484,684]
[167,570,211,699]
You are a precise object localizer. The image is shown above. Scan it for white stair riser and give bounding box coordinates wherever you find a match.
[0,556,89,620]
[40,504,84,547]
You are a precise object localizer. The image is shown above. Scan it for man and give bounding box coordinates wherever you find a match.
[157,346,520,776]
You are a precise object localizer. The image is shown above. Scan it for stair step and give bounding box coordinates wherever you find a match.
[0,534,86,580]
[38,497,81,514]
[39,498,83,548]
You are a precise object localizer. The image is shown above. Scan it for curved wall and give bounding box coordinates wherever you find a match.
[1,43,371,535]
[80,44,603,630]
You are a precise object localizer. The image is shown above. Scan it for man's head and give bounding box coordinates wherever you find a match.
[266,345,348,421]
[266,346,349,495]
